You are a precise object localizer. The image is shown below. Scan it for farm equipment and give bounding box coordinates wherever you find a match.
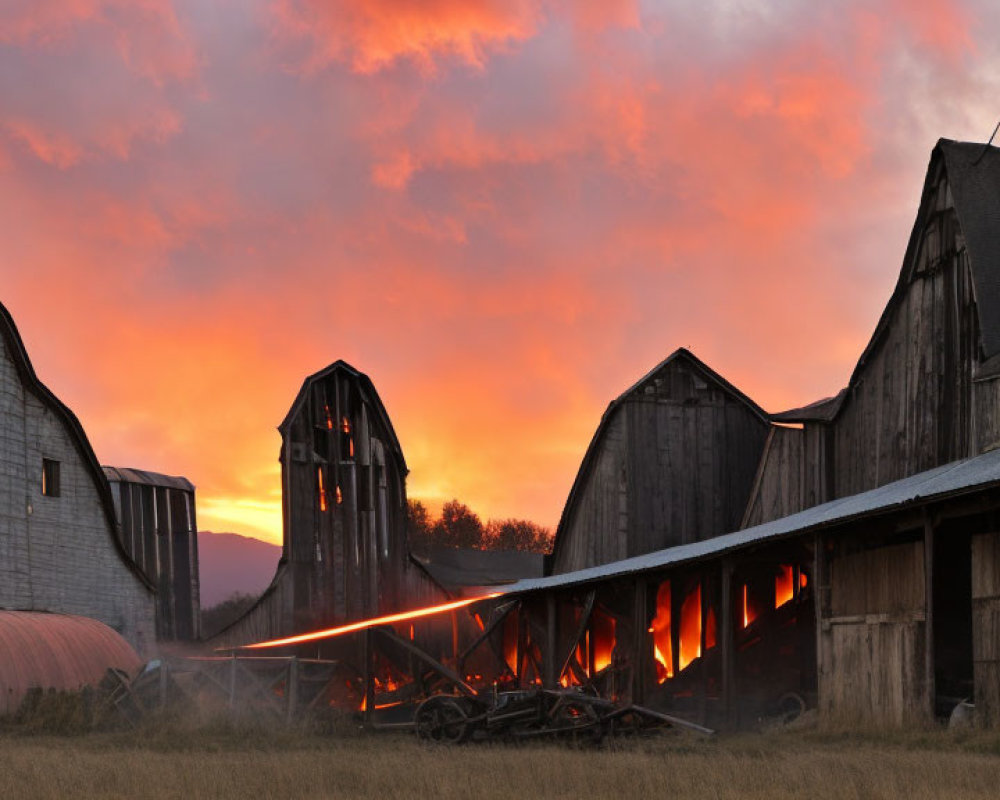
[414,687,713,744]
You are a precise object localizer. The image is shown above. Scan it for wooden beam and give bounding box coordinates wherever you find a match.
[545,593,557,688]
[558,590,596,683]
[924,512,936,717]
[813,533,827,720]
[374,627,478,698]
[631,581,648,705]
[720,559,734,728]
[457,600,517,673]
[363,629,374,727]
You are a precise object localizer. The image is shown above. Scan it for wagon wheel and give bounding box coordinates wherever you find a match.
[776,692,806,724]
[415,696,471,744]
[548,697,604,745]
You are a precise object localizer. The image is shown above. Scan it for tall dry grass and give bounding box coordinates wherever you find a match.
[4,717,1000,799]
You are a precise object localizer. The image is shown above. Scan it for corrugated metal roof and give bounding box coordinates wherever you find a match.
[495,447,1000,597]
[102,466,194,492]
[0,611,142,715]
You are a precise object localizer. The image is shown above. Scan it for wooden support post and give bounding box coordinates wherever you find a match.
[632,580,648,705]
[720,559,734,728]
[516,605,527,686]
[228,655,237,711]
[375,628,479,698]
[287,657,299,724]
[557,590,595,681]
[545,593,557,688]
[924,512,936,718]
[699,575,709,727]
[813,533,827,720]
[363,629,374,727]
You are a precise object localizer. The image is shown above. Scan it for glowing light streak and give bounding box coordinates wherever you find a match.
[239,593,502,650]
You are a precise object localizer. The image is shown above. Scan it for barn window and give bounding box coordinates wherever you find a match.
[340,416,354,460]
[41,459,60,497]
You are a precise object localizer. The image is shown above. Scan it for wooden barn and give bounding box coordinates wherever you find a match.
[549,349,771,574]
[216,139,1000,732]
[0,302,156,655]
[103,467,200,642]
[212,361,447,651]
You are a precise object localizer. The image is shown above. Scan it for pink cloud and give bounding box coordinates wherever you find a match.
[3,0,998,538]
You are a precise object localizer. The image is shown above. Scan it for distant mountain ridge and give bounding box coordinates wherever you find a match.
[197,531,280,607]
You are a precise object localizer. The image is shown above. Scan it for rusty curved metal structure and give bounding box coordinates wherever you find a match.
[0,610,142,715]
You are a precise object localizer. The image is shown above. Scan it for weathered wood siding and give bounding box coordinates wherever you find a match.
[819,539,928,724]
[972,531,1000,726]
[553,353,769,573]
[553,413,628,572]
[107,474,200,641]
[0,332,155,655]
[832,168,978,496]
[210,362,447,646]
[747,159,990,527]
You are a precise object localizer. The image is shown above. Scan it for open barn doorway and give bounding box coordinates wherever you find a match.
[933,521,973,718]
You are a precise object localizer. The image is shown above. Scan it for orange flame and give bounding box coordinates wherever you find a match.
[800,572,808,589]
[678,584,701,672]
[705,605,717,650]
[775,564,795,608]
[239,593,502,649]
[325,404,334,430]
[742,584,758,629]
[651,581,673,682]
[317,467,327,512]
[592,612,616,673]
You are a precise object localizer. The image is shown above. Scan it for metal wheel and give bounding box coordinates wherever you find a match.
[549,697,604,745]
[776,692,806,724]
[415,696,470,744]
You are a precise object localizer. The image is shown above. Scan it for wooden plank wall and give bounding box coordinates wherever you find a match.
[553,413,629,573]
[742,427,803,528]
[747,162,992,528]
[827,166,977,497]
[212,364,447,648]
[972,531,1000,726]
[819,539,928,725]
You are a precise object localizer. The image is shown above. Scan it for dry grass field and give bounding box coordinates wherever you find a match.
[5,715,1000,800]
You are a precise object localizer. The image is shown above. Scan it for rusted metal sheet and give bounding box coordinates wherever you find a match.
[0,610,142,715]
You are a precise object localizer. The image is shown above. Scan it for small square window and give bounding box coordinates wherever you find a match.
[42,459,60,497]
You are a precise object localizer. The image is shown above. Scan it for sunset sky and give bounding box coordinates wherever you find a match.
[2,0,999,545]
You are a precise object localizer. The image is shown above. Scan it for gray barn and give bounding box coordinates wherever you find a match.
[0,303,156,655]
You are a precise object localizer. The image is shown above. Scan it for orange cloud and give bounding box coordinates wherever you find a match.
[271,0,543,74]
[3,0,997,544]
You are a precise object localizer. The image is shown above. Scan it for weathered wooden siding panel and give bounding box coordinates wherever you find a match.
[210,362,446,646]
[831,170,979,499]
[819,540,928,724]
[742,427,804,529]
[552,353,769,574]
[972,531,1000,726]
[555,413,628,574]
